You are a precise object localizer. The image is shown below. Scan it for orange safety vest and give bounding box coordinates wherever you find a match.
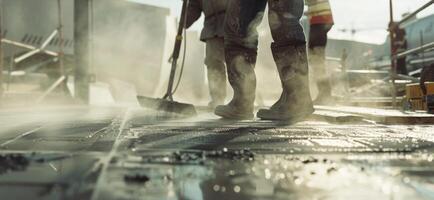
[306,0,334,25]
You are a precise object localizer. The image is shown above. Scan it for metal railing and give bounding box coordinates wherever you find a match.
[398,1,434,26]
[0,0,66,103]
[395,42,434,59]
[389,0,434,107]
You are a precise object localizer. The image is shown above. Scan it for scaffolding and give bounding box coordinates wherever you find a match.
[0,0,67,103]
[389,0,434,107]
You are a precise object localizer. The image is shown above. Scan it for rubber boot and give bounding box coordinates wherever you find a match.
[257,44,314,122]
[214,49,256,120]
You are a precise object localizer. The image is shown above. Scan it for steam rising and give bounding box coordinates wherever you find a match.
[0,0,406,109]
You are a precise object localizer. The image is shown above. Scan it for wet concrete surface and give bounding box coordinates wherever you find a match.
[0,106,434,199]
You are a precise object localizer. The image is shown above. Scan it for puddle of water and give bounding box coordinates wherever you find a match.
[96,151,428,200]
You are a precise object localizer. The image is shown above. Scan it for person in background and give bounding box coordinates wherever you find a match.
[215,0,314,122]
[185,0,229,109]
[306,0,334,105]
[393,24,408,75]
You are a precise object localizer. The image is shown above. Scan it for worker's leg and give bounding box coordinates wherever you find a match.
[309,24,333,105]
[205,37,227,108]
[396,57,408,75]
[215,0,267,120]
[420,63,434,95]
[257,0,314,121]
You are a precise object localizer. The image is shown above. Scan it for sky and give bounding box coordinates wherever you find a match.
[131,0,434,44]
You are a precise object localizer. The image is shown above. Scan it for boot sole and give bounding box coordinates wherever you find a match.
[214,109,254,120]
[257,108,314,122]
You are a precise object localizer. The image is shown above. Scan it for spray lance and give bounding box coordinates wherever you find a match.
[164,0,189,101]
[137,0,196,116]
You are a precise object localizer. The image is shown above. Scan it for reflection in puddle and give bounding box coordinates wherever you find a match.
[311,139,366,148]
[98,151,429,200]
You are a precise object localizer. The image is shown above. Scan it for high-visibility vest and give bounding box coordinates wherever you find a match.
[306,0,334,25]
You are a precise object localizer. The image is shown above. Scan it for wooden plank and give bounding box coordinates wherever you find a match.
[311,110,364,123]
[316,105,434,125]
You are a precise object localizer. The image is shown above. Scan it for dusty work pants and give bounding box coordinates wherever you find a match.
[205,37,227,105]
[225,0,306,50]
[224,0,307,108]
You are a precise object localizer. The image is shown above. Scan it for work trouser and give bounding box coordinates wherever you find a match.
[309,24,332,49]
[224,0,307,105]
[205,37,227,104]
[225,0,306,51]
[396,47,408,75]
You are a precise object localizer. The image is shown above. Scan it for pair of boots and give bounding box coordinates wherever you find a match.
[215,44,314,122]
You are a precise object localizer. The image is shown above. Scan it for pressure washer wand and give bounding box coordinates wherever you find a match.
[163,0,189,101]
[137,0,196,116]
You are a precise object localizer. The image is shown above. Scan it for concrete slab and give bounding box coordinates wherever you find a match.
[0,106,433,199]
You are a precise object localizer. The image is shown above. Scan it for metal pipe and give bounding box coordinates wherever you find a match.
[389,0,397,108]
[163,0,190,100]
[57,0,67,96]
[14,29,58,63]
[0,0,3,101]
[409,57,434,65]
[74,0,91,103]
[57,0,65,77]
[41,29,59,50]
[398,0,434,26]
[325,57,341,62]
[89,0,95,83]
[36,75,66,103]
[7,46,16,90]
[396,74,420,82]
[395,42,434,59]
[1,39,58,56]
